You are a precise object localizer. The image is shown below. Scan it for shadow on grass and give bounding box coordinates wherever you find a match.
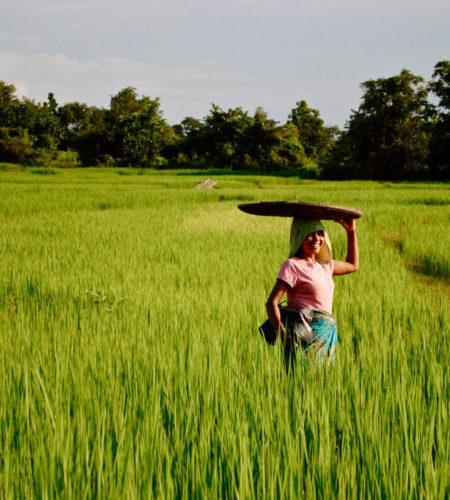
[173,169,317,179]
[31,168,59,175]
[218,194,256,202]
[409,259,449,282]
[382,181,450,189]
[381,229,449,299]
[402,198,450,206]
[0,163,26,172]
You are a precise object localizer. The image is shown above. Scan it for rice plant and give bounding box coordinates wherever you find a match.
[0,168,448,498]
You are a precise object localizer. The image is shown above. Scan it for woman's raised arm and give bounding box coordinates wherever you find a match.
[333,219,359,276]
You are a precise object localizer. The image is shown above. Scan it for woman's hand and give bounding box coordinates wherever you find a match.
[335,218,355,232]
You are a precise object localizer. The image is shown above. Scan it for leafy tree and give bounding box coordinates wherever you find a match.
[173,116,203,139]
[0,127,34,163]
[101,87,173,167]
[65,87,174,167]
[269,123,314,173]
[244,107,279,166]
[57,101,95,142]
[169,105,318,173]
[0,82,33,163]
[344,70,430,179]
[0,81,20,128]
[36,93,64,147]
[288,100,335,163]
[202,105,252,167]
[427,60,450,178]
[428,60,450,111]
[66,106,108,166]
[9,93,64,150]
[197,105,283,170]
[320,130,362,179]
[166,117,207,167]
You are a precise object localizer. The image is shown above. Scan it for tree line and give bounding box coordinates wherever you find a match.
[0,60,448,179]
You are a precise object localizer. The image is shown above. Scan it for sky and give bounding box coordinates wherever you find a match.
[1,0,449,127]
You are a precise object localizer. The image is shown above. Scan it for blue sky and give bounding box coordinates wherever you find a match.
[1,0,449,126]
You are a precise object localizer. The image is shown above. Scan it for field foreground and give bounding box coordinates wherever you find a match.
[0,168,448,498]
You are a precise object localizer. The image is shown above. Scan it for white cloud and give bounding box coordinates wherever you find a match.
[0,46,446,127]
[1,50,288,122]
[13,82,30,98]
[4,48,428,127]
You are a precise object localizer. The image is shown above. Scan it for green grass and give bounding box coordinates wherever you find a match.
[0,169,448,498]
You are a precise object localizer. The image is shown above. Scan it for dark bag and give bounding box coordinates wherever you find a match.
[259,306,315,346]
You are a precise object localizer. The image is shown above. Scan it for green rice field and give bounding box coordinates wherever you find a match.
[0,166,448,498]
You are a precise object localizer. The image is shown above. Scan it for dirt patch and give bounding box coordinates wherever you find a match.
[381,228,407,252]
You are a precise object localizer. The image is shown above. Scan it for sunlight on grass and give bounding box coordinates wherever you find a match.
[0,169,448,497]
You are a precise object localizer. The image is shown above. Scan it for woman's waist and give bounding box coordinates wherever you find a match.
[284,304,335,320]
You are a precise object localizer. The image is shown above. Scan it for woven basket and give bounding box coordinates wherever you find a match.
[238,201,362,220]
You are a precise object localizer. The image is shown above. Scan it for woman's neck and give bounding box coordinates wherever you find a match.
[296,254,317,263]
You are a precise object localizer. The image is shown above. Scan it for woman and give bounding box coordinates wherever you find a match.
[265,217,359,368]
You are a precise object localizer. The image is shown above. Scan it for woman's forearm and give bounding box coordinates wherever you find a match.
[266,300,285,334]
[333,219,360,275]
[266,280,288,335]
[345,228,359,270]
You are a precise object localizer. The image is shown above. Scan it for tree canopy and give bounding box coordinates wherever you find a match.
[1,60,449,179]
[343,70,430,179]
[427,61,450,178]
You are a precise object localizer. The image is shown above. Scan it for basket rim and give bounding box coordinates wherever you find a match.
[237,200,362,219]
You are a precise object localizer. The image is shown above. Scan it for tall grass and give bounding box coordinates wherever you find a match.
[0,169,448,498]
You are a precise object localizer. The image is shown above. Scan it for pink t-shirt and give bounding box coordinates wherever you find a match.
[277,258,335,314]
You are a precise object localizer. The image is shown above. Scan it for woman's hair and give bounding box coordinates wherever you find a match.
[289,218,332,264]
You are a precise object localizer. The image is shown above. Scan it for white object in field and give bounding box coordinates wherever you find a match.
[194,179,217,190]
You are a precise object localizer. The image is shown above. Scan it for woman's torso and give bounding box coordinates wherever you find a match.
[277,258,335,314]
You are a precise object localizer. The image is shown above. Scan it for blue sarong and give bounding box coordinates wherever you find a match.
[305,312,338,362]
[284,310,338,369]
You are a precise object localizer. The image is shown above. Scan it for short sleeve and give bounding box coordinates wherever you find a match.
[277,260,299,288]
[329,259,335,275]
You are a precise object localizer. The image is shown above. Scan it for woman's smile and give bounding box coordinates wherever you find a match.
[301,231,325,256]
[309,241,323,252]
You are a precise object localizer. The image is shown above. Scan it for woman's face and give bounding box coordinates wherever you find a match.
[300,230,325,257]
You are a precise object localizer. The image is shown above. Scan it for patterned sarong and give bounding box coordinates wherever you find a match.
[284,309,338,370]
[305,311,338,361]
